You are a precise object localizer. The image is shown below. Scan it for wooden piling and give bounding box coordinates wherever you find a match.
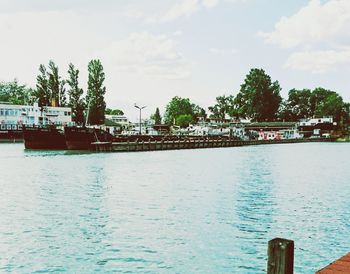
[267,238,294,274]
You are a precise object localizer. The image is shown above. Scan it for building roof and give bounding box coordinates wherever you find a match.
[104,118,121,127]
[245,121,297,130]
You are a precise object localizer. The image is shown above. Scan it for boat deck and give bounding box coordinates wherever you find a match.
[91,137,335,152]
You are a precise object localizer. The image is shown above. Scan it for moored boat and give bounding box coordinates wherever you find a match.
[0,124,23,142]
[64,126,114,150]
[22,125,67,149]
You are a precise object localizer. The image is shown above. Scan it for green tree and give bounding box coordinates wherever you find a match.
[47,60,66,106]
[278,89,312,121]
[105,108,124,115]
[67,63,85,125]
[150,107,162,124]
[35,64,51,107]
[234,68,282,121]
[209,95,235,121]
[286,89,312,120]
[312,89,344,124]
[164,96,203,125]
[176,114,193,128]
[276,100,292,121]
[191,104,206,121]
[0,80,35,105]
[86,59,106,125]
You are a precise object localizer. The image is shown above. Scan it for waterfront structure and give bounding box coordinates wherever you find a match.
[105,114,129,127]
[0,102,72,142]
[0,102,72,127]
[244,122,300,140]
[298,117,335,138]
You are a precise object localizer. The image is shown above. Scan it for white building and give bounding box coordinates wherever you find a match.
[0,102,72,128]
[299,117,335,126]
[105,114,130,127]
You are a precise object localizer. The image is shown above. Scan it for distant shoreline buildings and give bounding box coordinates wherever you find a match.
[0,102,337,142]
[0,102,72,129]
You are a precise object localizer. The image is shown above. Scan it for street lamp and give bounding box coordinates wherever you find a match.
[134,104,146,135]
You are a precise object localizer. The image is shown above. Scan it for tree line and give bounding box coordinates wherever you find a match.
[2,66,350,131]
[0,59,107,125]
[152,68,350,131]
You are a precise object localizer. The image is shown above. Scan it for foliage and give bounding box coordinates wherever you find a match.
[310,88,342,121]
[278,87,349,128]
[0,80,35,105]
[208,95,236,120]
[150,107,162,124]
[164,96,193,125]
[287,89,312,120]
[191,104,207,120]
[176,114,193,128]
[35,61,66,107]
[234,68,282,121]
[48,60,60,106]
[67,63,85,125]
[164,96,204,125]
[105,108,124,115]
[35,64,51,107]
[277,89,312,121]
[86,59,106,125]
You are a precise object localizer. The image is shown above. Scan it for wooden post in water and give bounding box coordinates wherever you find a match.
[267,238,294,274]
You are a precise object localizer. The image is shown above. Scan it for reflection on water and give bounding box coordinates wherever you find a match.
[235,152,277,272]
[0,143,350,273]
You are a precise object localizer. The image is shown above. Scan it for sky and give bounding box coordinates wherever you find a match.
[1,0,350,121]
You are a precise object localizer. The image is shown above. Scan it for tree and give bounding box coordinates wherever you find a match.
[105,108,124,115]
[150,107,162,124]
[86,59,106,125]
[276,100,292,121]
[176,114,193,128]
[164,96,203,125]
[234,68,282,121]
[209,95,235,121]
[67,63,85,125]
[279,87,349,128]
[286,89,312,120]
[278,89,312,121]
[0,80,35,105]
[191,104,207,121]
[312,88,344,124]
[35,64,51,107]
[46,60,67,106]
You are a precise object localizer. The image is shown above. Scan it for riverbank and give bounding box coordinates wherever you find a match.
[336,136,350,142]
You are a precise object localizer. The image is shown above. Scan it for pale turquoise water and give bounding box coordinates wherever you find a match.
[0,143,349,273]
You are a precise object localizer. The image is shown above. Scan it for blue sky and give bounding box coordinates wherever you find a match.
[0,0,349,120]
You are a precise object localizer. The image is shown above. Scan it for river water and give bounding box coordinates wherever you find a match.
[0,143,349,273]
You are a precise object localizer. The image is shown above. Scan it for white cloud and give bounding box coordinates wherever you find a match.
[97,32,191,79]
[259,0,350,49]
[259,0,350,73]
[155,0,200,23]
[285,49,350,73]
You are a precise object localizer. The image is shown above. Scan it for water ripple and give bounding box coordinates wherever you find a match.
[0,143,349,273]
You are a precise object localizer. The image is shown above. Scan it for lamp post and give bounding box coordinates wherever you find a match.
[134,104,146,135]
